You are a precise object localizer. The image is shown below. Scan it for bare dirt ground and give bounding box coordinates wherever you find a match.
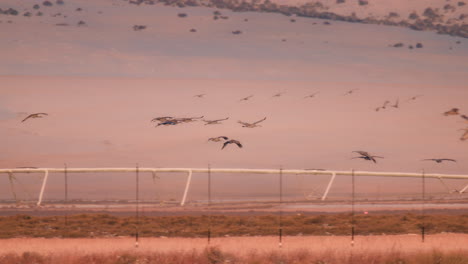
[1,234,467,256]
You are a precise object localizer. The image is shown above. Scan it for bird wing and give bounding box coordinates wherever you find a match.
[238,121,249,126]
[353,151,369,156]
[21,115,33,122]
[253,117,267,124]
[214,117,229,122]
[441,159,457,162]
[221,141,229,149]
[234,141,243,148]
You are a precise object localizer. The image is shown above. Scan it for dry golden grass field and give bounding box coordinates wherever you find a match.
[1,234,468,264]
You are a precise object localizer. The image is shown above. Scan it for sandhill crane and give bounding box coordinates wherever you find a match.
[407,95,423,101]
[304,92,319,99]
[155,120,179,127]
[344,89,359,96]
[352,151,384,163]
[422,158,456,163]
[443,108,459,116]
[203,117,229,125]
[194,94,206,98]
[239,95,253,102]
[375,100,390,111]
[21,113,48,122]
[208,136,229,142]
[174,116,204,123]
[238,117,267,128]
[151,116,174,122]
[222,139,243,149]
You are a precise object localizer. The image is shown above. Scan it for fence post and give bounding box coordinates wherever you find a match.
[37,170,49,206]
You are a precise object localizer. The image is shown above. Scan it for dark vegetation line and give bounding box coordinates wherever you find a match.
[1,0,465,37]
[1,213,467,238]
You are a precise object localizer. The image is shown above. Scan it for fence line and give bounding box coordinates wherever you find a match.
[1,167,468,206]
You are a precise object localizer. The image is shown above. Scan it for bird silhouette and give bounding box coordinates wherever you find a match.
[238,117,267,128]
[208,136,229,142]
[273,92,284,97]
[422,158,456,163]
[151,116,174,122]
[407,95,423,101]
[375,100,390,111]
[344,89,359,96]
[460,115,468,122]
[222,139,243,149]
[194,94,206,98]
[304,92,319,99]
[203,117,229,125]
[155,120,179,127]
[443,108,459,116]
[21,113,48,122]
[239,95,253,102]
[352,151,383,163]
[174,116,204,123]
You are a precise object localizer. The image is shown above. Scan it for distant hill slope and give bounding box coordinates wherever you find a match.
[122,0,468,38]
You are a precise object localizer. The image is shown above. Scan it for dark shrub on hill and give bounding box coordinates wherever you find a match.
[336,0,345,3]
[189,28,197,32]
[423,8,440,20]
[178,13,187,17]
[388,12,399,18]
[43,1,53,7]
[458,2,466,6]
[33,4,40,9]
[56,0,65,5]
[78,20,86,26]
[133,25,146,31]
[232,30,242,34]
[416,42,423,48]
[23,12,32,17]
[393,42,404,47]
[408,11,419,19]
[358,0,368,6]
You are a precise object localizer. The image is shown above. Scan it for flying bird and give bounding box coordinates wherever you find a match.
[239,95,253,102]
[422,158,456,163]
[203,117,229,125]
[443,108,459,116]
[375,100,390,111]
[461,115,468,122]
[151,116,174,122]
[304,92,319,99]
[407,95,423,101]
[155,120,179,127]
[273,92,284,97]
[194,94,206,98]
[208,136,229,142]
[21,113,48,122]
[238,117,267,128]
[343,89,359,96]
[174,116,204,123]
[352,151,384,163]
[222,139,243,149]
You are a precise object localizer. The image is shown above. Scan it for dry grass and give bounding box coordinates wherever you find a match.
[0,235,467,264]
[1,213,467,238]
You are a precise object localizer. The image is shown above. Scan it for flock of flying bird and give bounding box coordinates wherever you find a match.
[19,89,467,162]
